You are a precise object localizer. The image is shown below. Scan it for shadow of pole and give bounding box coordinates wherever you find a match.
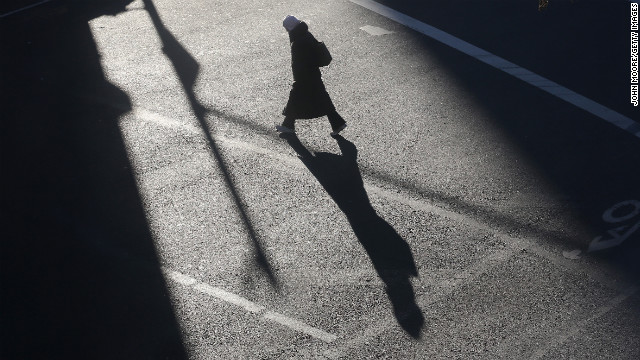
[283,134,425,338]
[142,0,278,288]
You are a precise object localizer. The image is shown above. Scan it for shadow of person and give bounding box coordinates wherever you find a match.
[283,134,425,338]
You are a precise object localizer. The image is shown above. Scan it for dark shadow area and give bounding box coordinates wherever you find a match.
[373,0,637,120]
[1,1,187,359]
[283,134,424,338]
[366,1,640,277]
[1,0,52,17]
[141,0,278,288]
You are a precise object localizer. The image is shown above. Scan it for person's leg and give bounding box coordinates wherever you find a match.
[327,111,347,135]
[282,116,295,129]
[277,116,296,133]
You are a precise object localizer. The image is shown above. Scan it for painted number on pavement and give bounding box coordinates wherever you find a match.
[588,200,640,252]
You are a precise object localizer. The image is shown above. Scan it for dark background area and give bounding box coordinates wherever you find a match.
[367,0,640,272]
[1,1,188,358]
[373,0,637,120]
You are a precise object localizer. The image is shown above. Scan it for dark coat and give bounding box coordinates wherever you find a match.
[283,22,336,119]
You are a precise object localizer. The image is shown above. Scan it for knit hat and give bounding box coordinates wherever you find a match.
[283,15,301,32]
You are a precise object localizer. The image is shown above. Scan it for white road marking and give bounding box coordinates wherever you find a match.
[134,108,200,133]
[359,25,394,36]
[193,283,266,314]
[350,0,640,139]
[131,106,634,354]
[132,106,632,293]
[165,269,198,286]
[368,186,631,293]
[529,284,639,359]
[163,268,337,342]
[562,249,582,260]
[264,311,338,343]
[0,0,52,18]
[332,246,520,357]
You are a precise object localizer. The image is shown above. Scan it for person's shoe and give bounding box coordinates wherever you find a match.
[330,124,347,136]
[276,125,295,134]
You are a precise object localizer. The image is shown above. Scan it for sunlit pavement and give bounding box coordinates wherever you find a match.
[2,0,639,359]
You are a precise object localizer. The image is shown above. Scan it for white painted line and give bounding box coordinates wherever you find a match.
[360,25,394,36]
[350,0,640,139]
[332,246,520,355]
[124,108,303,169]
[134,108,200,133]
[369,185,632,293]
[133,105,631,293]
[530,284,639,359]
[0,0,52,18]
[166,270,198,286]
[264,311,338,343]
[193,283,266,314]
[136,106,634,352]
[162,267,337,342]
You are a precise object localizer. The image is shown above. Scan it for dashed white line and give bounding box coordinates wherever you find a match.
[163,268,337,342]
[135,106,632,294]
[165,269,198,286]
[193,283,266,314]
[349,0,640,139]
[264,311,338,343]
[136,106,633,354]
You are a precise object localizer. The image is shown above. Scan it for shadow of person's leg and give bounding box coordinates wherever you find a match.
[385,275,425,339]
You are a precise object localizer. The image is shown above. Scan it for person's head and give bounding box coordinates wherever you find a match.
[283,15,301,32]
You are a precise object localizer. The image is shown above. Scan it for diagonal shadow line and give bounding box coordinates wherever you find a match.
[142,0,278,288]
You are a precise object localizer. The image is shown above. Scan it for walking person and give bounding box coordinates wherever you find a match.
[276,15,347,136]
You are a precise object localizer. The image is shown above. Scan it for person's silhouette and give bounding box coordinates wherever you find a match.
[284,134,424,338]
[277,16,347,136]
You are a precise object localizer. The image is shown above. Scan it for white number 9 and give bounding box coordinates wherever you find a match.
[589,200,640,252]
[602,200,640,223]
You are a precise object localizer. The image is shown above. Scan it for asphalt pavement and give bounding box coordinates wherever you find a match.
[1,0,639,359]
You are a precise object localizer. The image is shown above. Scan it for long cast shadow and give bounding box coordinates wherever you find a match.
[284,134,424,338]
[142,0,277,287]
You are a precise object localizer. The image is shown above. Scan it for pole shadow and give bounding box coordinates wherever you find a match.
[142,0,278,288]
[283,134,424,338]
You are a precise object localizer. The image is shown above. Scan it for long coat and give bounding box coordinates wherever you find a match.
[283,22,336,119]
